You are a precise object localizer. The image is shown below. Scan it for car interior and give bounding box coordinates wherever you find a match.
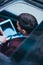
[0,0,43,65]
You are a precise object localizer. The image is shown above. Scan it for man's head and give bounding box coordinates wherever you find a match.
[17,13,38,36]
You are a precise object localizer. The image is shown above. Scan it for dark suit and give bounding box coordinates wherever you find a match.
[0,38,25,56]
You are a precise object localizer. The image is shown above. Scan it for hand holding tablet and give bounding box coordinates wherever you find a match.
[0,19,17,41]
[0,30,6,44]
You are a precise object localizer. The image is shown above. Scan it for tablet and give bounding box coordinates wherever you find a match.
[0,19,17,41]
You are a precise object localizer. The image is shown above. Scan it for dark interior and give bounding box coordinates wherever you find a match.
[0,10,43,65]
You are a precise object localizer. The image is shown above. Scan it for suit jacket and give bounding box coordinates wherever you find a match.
[0,38,25,56]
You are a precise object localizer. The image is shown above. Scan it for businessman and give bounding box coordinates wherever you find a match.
[0,13,38,56]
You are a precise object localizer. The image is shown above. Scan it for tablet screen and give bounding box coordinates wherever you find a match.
[0,19,17,40]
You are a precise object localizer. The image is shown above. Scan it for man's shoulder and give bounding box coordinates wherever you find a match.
[9,37,25,47]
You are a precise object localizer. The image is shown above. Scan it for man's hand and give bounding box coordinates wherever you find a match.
[0,30,6,43]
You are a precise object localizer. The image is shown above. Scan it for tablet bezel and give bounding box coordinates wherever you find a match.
[0,19,17,40]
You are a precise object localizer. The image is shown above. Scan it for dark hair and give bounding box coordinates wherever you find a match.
[18,13,38,34]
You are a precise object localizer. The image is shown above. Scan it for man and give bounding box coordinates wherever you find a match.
[0,13,38,56]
